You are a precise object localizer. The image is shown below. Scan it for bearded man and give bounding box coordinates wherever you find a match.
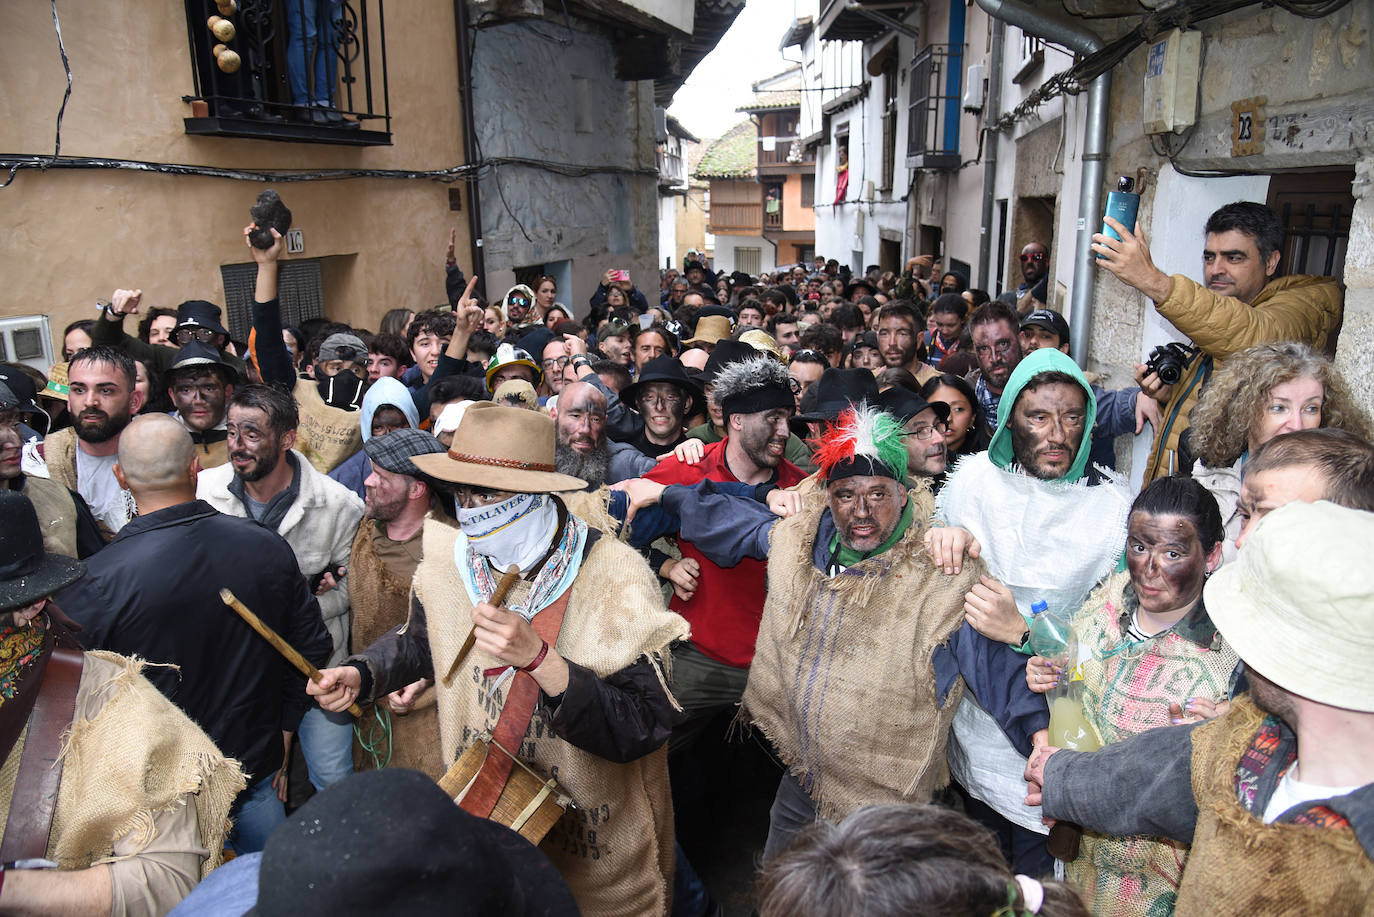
[309,404,688,916]
[926,347,1133,874]
[345,428,451,779]
[39,345,145,537]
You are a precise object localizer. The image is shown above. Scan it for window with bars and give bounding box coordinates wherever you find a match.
[735,247,762,276]
[221,259,325,341]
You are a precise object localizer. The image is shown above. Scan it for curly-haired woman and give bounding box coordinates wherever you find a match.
[1188,341,1368,562]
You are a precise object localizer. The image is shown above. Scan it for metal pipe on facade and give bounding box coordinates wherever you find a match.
[453,0,486,287]
[973,0,1110,367]
[976,17,1005,292]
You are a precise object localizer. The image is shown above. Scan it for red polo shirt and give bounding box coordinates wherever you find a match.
[643,438,806,667]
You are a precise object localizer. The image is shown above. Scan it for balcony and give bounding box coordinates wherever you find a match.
[906,43,962,171]
[818,0,912,43]
[709,202,763,234]
[657,146,687,190]
[182,0,391,146]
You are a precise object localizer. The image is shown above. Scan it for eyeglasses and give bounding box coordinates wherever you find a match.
[542,355,571,369]
[174,327,218,345]
[1019,252,1047,264]
[904,420,950,441]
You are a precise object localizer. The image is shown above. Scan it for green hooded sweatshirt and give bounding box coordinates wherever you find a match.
[986,348,1098,483]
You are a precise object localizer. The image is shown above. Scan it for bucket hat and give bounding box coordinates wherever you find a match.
[175,300,230,337]
[1204,500,1374,712]
[0,491,86,612]
[411,402,586,493]
[620,355,704,416]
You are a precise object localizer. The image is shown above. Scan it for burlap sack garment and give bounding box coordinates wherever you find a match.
[293,377,362,474]
[558,487,624,540]
[1174,695,1374,915]
[348,521,445,779]
[1066,571,1239,917]
[742,486,981,820]
[0,652,244,877]
[414,518,689,917]
[22,476,81,559]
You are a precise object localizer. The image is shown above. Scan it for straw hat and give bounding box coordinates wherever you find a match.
[44,362,70,402]
[410,402,586,493]
[1204,500,1374,712]
[739,328,785,363]
[683,314,733,347]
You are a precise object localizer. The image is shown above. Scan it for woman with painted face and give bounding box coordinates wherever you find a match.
[1186,341,1368,562]
[1024,476,1239,917]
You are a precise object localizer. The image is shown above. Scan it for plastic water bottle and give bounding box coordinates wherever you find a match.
[1029,600,1101,752]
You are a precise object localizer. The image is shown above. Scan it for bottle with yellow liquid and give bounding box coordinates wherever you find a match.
[1028,600,1102,752]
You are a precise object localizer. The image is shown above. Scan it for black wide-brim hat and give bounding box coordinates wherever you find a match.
[175,299,230,337]
[877,386,952,425]
[844,279,878,299]
[167,340,239,386]
[792,368,880,425]
[620,354,704,416]
[248,769,578,917]
[0,491,85,612]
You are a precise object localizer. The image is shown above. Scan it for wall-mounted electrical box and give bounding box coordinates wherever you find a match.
[963,62,986,112]
[1142,28,1202,135]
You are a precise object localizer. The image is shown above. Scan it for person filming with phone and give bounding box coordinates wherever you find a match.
[1091,201,1341,483]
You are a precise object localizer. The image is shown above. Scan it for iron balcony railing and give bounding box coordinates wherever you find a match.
[906,43,962,170]
[183,0,391,145]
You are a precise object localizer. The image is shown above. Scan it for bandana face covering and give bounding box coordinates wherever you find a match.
[317,371,365,411]
[457,492,558,574]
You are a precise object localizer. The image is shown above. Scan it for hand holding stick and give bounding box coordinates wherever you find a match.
[220,588,364,718]
[443,566,521,683]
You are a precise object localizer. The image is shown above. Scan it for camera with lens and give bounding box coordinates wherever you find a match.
[1143,342,1197,386]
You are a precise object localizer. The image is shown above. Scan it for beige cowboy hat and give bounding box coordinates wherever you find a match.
[410,402,586,493]
[683,314,733,347]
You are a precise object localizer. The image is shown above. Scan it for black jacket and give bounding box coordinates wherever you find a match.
[58,500,332,782]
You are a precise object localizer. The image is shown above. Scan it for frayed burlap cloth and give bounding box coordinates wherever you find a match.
[348,522,445,779]
[293,378,362,474]
[1171,696,1374,915]
[415,518,688,917]
[742,485,980,820]
[0,652,244,878]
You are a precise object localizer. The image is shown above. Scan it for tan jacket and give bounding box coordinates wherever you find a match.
[1143,274,1342,482]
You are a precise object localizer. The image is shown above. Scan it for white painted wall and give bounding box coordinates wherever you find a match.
[658,195,678,269]
[1126,165,1272,486]
[710,233,775,275]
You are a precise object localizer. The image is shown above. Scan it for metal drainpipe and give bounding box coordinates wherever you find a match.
[977,17,1005,292]
[453,0,486,288]
[973,0,1109,367]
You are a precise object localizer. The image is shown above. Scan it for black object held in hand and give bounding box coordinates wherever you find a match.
[249,190,292,249]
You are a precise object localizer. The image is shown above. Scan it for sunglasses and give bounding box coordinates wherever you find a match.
[174,327,218,345]
[1019,252,1047,263]
[509,296,531,309]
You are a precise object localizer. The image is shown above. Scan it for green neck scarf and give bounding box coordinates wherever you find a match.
[828,495,915,569]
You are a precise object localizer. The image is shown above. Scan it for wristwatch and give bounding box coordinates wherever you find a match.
[570,355,592,371]
[1019,628,1031,648]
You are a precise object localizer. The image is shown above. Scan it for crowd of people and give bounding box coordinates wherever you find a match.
[2,198,1371,917]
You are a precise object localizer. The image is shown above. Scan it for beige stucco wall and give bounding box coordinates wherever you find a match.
[2,0,468,354]
[675,186,709,267]
[781,173,815,232]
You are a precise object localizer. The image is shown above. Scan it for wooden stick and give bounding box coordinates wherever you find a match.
[220,588,364,719]
[443,565,521,684]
